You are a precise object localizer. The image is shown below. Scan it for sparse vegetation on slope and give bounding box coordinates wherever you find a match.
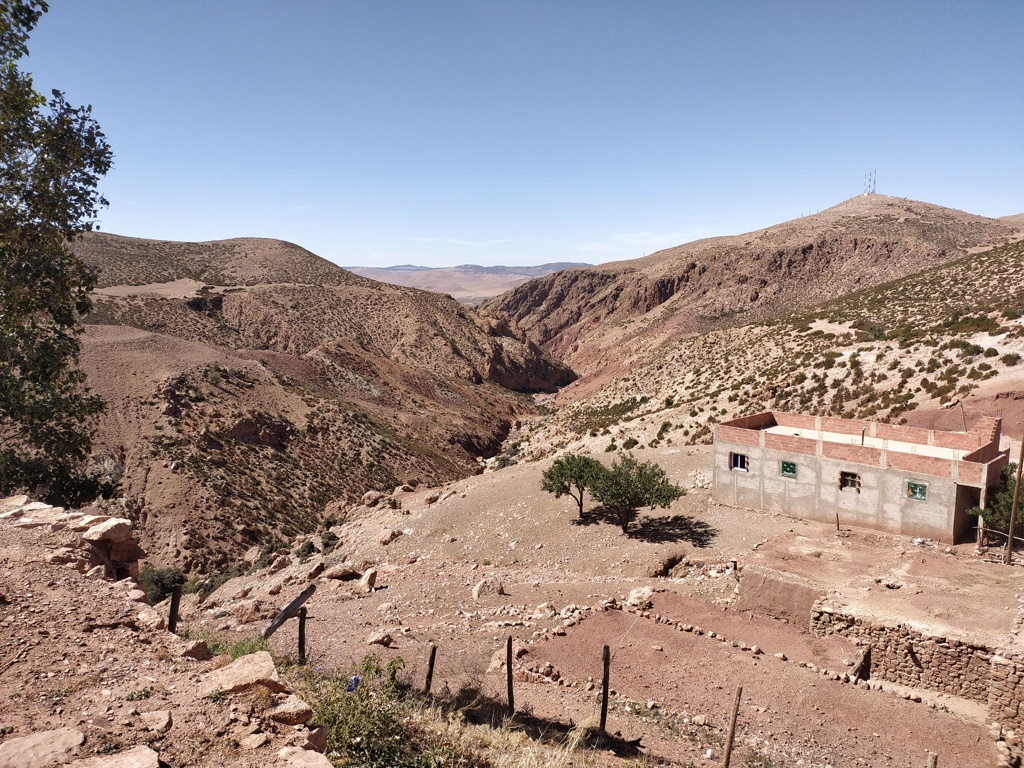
[515,239,1024,459]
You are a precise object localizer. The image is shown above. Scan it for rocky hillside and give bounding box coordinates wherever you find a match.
[485,195,1024,379]
[71,234,573,571]
[508,238,1024,461]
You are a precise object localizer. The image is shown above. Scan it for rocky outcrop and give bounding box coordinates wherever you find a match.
[198,651,285,696]
[0,497,145,580]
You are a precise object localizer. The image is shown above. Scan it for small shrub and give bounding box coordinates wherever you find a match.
[138,563,185,605]
[622,437,639,450]
[296,540,319,562]
[1002,353,1021,367]
[304,656,452,768]
[984,347,999,357]
[184,564,248,596]
[125,687,153,701]
[320,530,340,555]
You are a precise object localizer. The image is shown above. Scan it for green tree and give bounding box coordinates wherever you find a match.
[540,453,603,517]
[970,463,1020,539]
[590,453,685,534]
[0,1,113,504]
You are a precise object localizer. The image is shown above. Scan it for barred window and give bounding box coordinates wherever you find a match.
[730,453,749,471]
[839,471,861,492]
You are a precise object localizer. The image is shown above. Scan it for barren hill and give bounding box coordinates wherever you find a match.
[513,238,1024,465]
[485,195,1024,380]
[347,262,590,304]
[72,233,573,570]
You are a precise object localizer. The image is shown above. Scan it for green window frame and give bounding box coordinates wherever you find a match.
[780,460,797,478]
[907,481,927,501]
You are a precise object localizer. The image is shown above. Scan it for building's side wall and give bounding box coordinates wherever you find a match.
[714,434,960,541]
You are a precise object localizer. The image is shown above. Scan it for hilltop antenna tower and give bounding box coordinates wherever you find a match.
[863,170,877,196]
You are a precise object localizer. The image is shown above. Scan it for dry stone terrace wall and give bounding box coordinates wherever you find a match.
[812,600,1024,730]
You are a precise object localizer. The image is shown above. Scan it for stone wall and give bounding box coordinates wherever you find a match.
[991,653,1024,730]
[812,604,991,702]
[812,601,1024,732]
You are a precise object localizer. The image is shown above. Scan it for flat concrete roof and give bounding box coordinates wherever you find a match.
[764,424,968,461]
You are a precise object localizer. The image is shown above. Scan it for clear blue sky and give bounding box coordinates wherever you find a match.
[24,1,1024,267]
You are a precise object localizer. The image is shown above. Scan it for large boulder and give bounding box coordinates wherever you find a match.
[198,651,285,697]
[0,727,84,768]
[70,745,160,767]
[472,577,507,600]
[269,695,314,725]
[275,747,333,767]
[82,518,133,544]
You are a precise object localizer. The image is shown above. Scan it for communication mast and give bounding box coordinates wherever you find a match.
[862,170,876,195]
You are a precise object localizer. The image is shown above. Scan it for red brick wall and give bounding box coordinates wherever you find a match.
[821,442,883,466]
[934,431,980,451]
[716,425,761,447]
[956,462,983,485]
[774,412,818,430]
[970,417,1002,447]
[821,416,869,436]
[764,433,818,456]
[720,412,777,430]
[887,451,953,479]
[875,423,931,446]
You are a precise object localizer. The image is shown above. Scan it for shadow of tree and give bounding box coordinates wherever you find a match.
[572,507,718,547]
[629,514,718,546]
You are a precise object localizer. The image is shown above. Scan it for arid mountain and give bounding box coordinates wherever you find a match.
[485,195,1024,381]
[513,238,1024,463]
[73,233,573,570]
[347,261,590,304]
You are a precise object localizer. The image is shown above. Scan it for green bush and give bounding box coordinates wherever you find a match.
[320,530,340,555]
[1002,353,1021,367]
[297,540,319,562]
[304,656,467,768]
[138,563,185,604]
[184,564,248,596]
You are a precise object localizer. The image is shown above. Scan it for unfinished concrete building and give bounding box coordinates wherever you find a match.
[713,412,1008,543]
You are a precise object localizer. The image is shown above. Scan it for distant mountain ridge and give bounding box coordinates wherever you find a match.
[347,262,591,303]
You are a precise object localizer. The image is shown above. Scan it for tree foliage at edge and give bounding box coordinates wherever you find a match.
[0,0,114,504]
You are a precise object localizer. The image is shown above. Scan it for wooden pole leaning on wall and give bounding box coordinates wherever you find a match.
[297,607,307,664]
[721,685,743,768]
[1003,434,1024,566]
[506,636,515,718]
[599,644,611,737]
[168,585,182,635]
[424,643,437,694]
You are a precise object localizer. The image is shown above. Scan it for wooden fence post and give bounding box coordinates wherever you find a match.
[1004,435,1023,565]
[298,607,307,664]
[927,753,938,767]
[168,585,182,635]
[506,636,515,717]
[263,584,317,640]
[599,644,611,737]
[721,685,743,768]
[424,643,437,694]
